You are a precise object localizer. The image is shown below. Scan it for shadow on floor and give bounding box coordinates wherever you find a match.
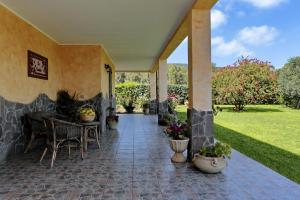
[214,123,300,184]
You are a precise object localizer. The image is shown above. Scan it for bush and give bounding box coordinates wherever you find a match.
[115,82,150,109]
[167,93,179,113]
[168,84,188,104]
[213,58,279,111]
[278,57,300,109]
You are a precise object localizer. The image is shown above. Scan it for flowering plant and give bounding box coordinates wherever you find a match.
[165,122,189,140]
[167,93,179,113]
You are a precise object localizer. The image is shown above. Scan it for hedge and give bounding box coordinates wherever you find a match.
[115,82,149,106]
[115,82,188,105]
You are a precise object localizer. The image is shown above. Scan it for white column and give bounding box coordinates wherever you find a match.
[158,59,168,103]
[149,72,156,101]
[188,9,212,111]
[187,9,214,159]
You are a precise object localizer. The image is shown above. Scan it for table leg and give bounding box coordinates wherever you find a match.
[84,128,88,152]
[95,127,101,149]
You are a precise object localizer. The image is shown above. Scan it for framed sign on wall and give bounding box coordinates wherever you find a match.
[27,50,48,80]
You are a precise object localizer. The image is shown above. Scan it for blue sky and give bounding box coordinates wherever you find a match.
[168,0,300,68]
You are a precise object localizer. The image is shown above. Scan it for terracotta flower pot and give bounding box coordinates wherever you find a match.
[169,138,189,163]
[108,120,118,130]
[193,154,227,173]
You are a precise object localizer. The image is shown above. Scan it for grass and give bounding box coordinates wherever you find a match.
[176,105,300,184]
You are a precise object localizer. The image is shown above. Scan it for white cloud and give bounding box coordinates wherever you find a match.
[212,36,252,57]
[241,0,287,9]
[238,25,278,46]
[211,9,227,29]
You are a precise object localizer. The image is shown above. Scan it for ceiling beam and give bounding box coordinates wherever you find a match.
[150,0,218,73]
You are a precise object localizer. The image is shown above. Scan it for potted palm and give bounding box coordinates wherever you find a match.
[165,122,189,163]
[193,142,231,173]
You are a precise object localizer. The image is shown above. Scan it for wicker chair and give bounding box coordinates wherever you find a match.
[24,112,52,153]
[40,118,84,168]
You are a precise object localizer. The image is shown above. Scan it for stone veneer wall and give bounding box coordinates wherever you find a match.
[187,108,214,160]
[0,94,56,162]
[149,100,157,115]
[0,93,110,163]
[158,100,169,122]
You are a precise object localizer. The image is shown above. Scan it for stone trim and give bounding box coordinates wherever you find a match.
[158,100,168,122]
[187,108,214,160]
[149,100,157,115]
[0,94,56,162]
[0,92,111,163]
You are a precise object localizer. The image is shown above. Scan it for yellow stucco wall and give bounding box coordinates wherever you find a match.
[0,5,115,103]
[0,5,62,103]
[60,45,102,100]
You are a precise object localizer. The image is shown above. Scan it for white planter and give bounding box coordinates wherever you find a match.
[108,120,118,130]
[144,108,149,115]
[169,138,189,163]
[193,154,227,173]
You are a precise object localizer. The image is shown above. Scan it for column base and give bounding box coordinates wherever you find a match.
[158,100,169,123]
[149,100,157,115]
[187,108,214,160]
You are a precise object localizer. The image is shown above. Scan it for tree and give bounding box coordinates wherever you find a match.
[115,72,149,84]
[213,57,279,111]
[278,57,300,109]
[168,64,188,85]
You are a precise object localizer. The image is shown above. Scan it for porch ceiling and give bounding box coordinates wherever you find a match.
[0,0,196,72]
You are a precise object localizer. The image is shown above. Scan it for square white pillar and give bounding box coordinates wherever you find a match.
[187,9,214,159]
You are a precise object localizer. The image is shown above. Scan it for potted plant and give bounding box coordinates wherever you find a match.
[56,90,79,121]
[106,115,119,130]
[122,99,135,113]
[142,102,150,114]
[158,113,177,126]
[165,122,189,163]
[193,142,231,173]
[79,106,96,122]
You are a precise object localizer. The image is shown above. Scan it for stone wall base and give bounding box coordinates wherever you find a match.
[158,100,168,122]
[0,92,111,163]
[187,108,214,160]
[149,100,157,115]
[0,94,56,163]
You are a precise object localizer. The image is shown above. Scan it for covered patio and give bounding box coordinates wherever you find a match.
[1,0,300,199]
[0,114,299,199]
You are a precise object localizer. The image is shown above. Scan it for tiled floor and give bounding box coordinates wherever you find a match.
[0,114,299,200]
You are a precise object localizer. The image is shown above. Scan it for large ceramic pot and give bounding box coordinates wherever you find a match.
[143,108,149,115]
[169,138,189,163]
[125,106,135,113]
[108,120,118,130]
[193,154,227,173]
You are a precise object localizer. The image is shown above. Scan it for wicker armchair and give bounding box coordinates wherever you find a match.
[24,112,53,153]
[40,118,84,168]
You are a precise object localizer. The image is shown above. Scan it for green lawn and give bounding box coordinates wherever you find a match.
[176,105,300,183]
